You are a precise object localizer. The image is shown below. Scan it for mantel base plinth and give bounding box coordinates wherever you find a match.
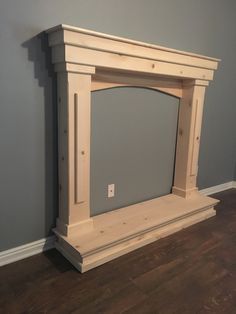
[54,193,219,272]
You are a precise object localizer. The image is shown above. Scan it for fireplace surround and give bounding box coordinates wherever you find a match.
[46,24,220,272]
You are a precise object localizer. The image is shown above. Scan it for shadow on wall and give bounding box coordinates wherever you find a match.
[22,32,58,238]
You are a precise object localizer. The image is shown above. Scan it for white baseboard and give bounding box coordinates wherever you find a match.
[0,181,235,268]
[200,181,236,196]
[0,236,55,267]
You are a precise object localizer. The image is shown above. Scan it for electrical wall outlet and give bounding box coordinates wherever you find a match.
[108,184,115,198]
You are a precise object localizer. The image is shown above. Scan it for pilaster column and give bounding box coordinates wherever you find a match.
[172,80,208,198]
[56,63,95,236]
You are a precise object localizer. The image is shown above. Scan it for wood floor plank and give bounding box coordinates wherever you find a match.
[0,189,236,314]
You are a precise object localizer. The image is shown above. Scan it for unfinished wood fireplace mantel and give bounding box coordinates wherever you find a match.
[46,24,220,272]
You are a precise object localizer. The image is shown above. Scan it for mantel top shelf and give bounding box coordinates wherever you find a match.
[46,24,220,63]
[47,24,220,81]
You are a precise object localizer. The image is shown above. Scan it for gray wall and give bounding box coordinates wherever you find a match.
[234,159,236,180]
[1,0,236,251]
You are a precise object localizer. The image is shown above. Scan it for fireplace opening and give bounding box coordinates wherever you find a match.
[91,86,179,216]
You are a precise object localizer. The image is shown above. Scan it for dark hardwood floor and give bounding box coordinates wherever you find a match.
[1,189,236,314]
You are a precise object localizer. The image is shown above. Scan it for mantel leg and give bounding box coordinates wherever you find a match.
[56,72,93,236]
[172,81,206,198]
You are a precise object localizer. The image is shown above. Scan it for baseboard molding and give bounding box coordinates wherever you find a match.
[1,181,235,268]
[200,181,236,196]
[0,236,56,267]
